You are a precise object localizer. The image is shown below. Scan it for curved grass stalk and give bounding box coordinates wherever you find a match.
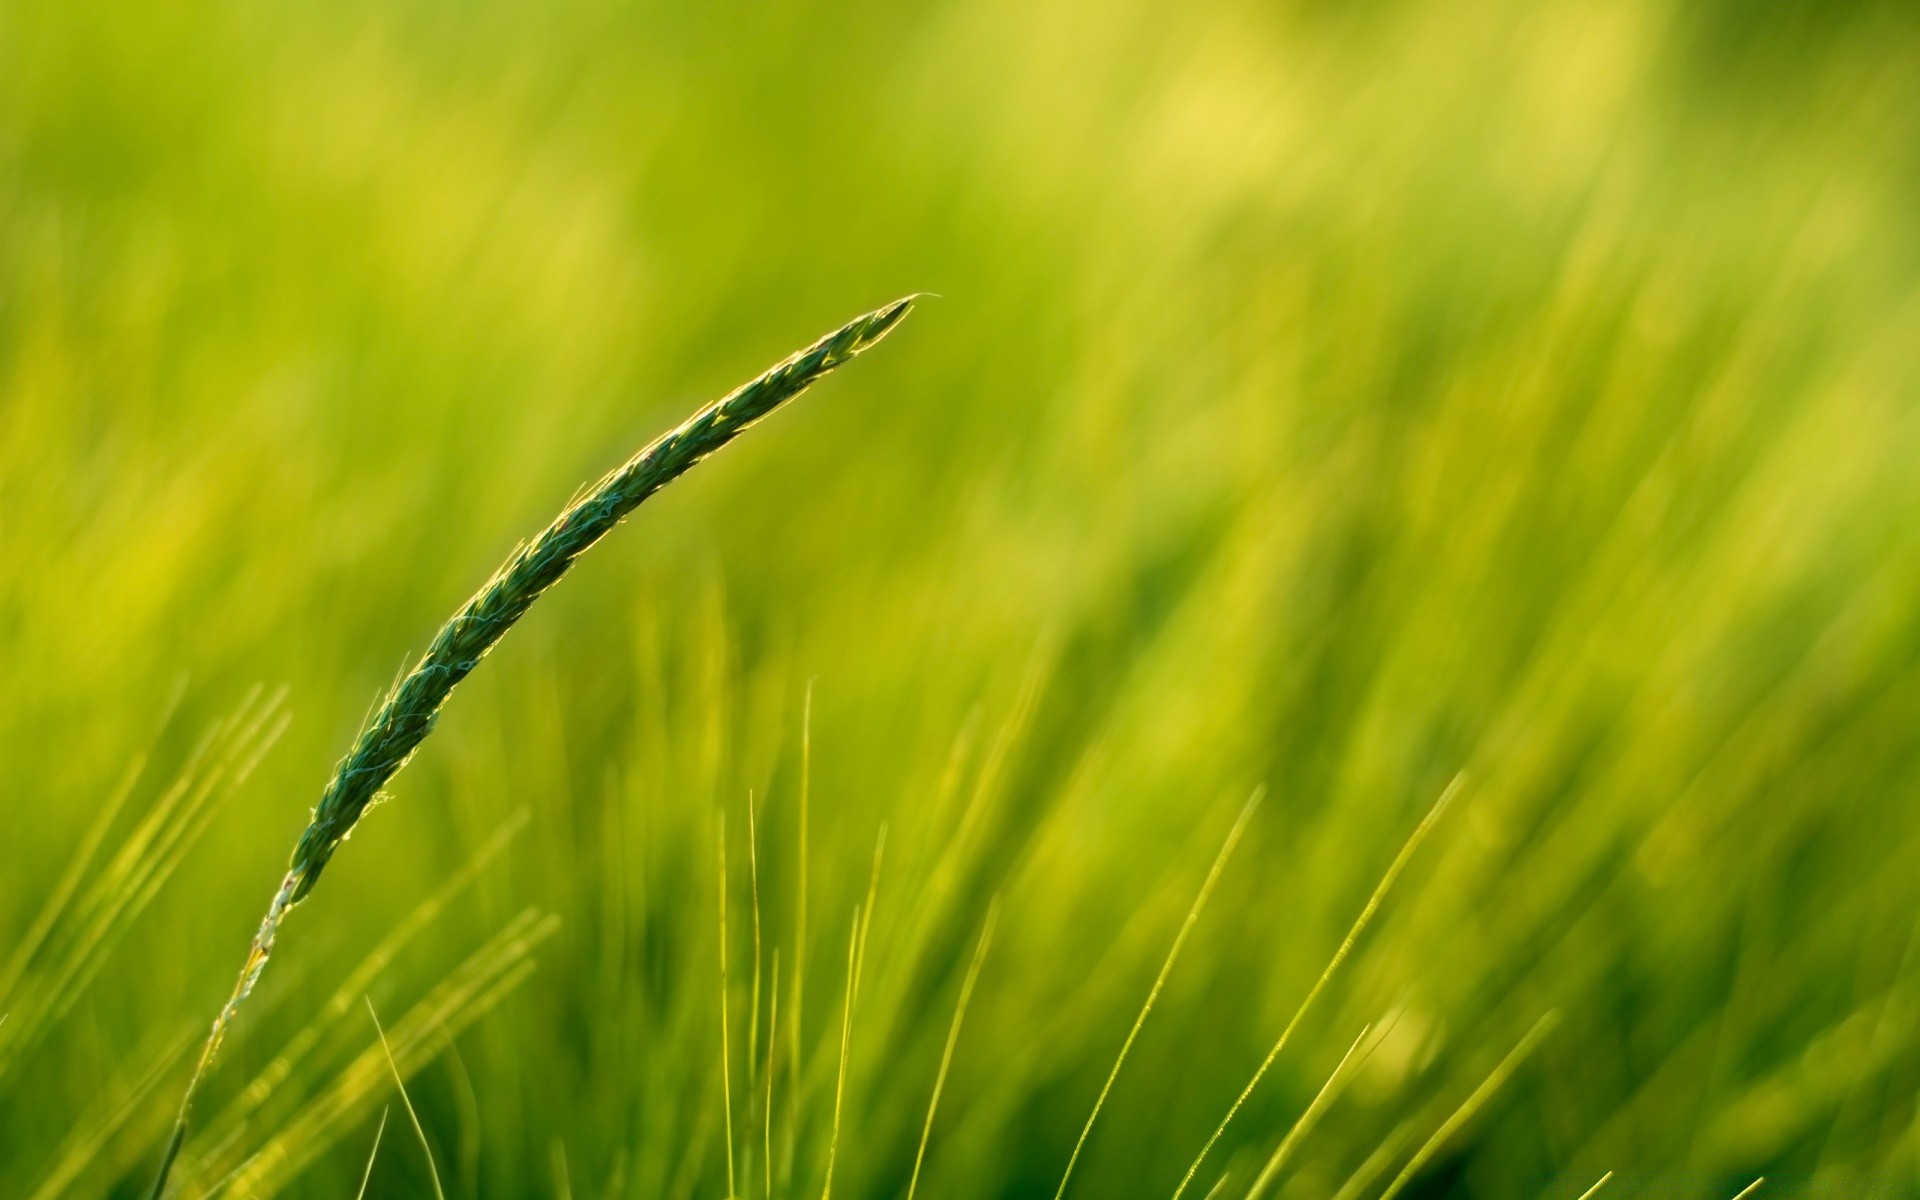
[1169,774,1464,1200]
[368,998,447,1200]
[146,297,918,1198]
[1052,788,1263,1200]
[1376,1012,1559,1200]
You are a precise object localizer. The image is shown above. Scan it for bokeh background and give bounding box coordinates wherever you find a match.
[5,0,1920,1195]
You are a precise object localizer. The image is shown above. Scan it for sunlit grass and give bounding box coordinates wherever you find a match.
[5,0,1920,1196]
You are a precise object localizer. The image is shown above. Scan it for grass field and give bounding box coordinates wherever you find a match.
[4,0,1920,1196]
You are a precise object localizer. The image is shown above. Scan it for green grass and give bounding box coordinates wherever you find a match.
[143,297,916,1199]
[4,0,1920,1197]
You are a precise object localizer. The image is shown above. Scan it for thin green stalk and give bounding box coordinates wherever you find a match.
[1052,788,1263,1200]
[1242,1023,1374,1200]
[1575,1171,1615,1200]
[764,953,780,1200]
[145,297,917,1199]
[905,899,999,1200]
[745,789,764,1193]
[783,682,814,1196]
[353,1107,389,1200]
[1377,1012,1559,1200]
[369,998,447,1200]
[720,814,738,1200]
[1169,774,1463,1200]
[820,910,862,1200]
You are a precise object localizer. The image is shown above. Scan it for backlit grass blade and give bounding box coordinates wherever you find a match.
[146,296,918,1199]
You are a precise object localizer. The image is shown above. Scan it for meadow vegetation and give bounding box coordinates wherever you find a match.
[3,0,1920,1196]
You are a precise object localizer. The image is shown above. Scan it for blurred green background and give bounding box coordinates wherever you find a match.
[5,0,1920,1195]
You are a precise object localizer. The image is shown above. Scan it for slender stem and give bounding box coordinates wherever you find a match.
[906,900,999,1200]
[1170,774,1463,1200]
[720,814,737,1199]
[144,298,917,1199]
[1053,789,1263,1200]
[1377,1013,1559,1200]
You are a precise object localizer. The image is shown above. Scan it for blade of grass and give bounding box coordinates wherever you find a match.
[193,912,555,1194]
[0,731,151,1011]
[1053,788,1263,1200]
[368,998,448,1200]
[201,808,530,1147]
[25,1025,196,1200]
[354,1107,390,1200]
[1575,1170,1615,1200]
[1171,775,1463,1200]
[146,298,917,1198]
[1243,1023,1376,1200]
[719,813,738,1200]
[3,691,287,1085]
[905,898,999,1200]
[788,680,813,1189]
[819,910,861,1200]
[856,826,886,997]
[1377,1013,1560,1200]
[747,788,765,1126]
[764,952,780,1200]
[743,789,764,1196]
[1329,1118,1418,1200]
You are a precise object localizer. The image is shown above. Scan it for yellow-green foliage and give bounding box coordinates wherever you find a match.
[143,299,914,1200]
[3,0,1919,1197]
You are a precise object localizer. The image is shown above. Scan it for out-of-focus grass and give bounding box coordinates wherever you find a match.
[3,0,1919,1196]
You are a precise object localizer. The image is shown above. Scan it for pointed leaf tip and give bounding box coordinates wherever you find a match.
[863,294,920,342]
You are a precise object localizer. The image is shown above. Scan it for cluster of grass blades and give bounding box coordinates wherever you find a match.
[1,687,288,1094]
[115,296,1551,1200]
[22,294,1776,1200]
[145,297,919,1198]
[2,688,286,1199]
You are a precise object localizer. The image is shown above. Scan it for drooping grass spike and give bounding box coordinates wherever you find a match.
[147,296,919,1199]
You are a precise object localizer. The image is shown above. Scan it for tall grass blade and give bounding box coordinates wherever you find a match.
[1242,1023,1375,1200]
[719,814,738,1200]
[1,689,286,1086]
[1171,775,1463,1200]
[210,807,529,1140]
[819,910,862,1200]
[1329,1118,1418,1200]
[25,1026,195,1200]
[1052,788,1263,1200]
[144,298,916,1197]
[747,789,764,1113]
[905,899,999,1200]
[788,681,813,1188]
[1376,1012,1559,1200]
[764,953,780,1200]
[204,911,558,1195]
[744,789,764,1194]
[354,1107,390,1200]
[368,997,448,1200]
[1575,1170,1615,1200]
